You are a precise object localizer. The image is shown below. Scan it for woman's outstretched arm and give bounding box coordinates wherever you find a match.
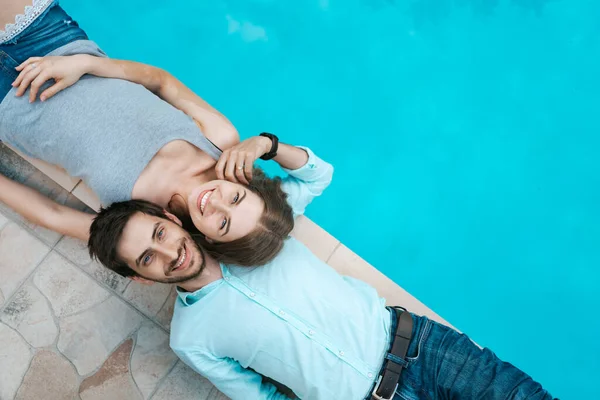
[0,173,94,242]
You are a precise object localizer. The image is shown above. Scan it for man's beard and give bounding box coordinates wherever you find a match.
[139,244,206,284]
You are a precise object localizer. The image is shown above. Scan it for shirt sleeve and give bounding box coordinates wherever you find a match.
[173,347,292,400]
[280,147,334,217]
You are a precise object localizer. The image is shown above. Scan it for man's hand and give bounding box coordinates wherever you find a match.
[215,136,272,184]
[12,55,91,103]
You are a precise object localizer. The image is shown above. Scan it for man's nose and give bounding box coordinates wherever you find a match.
[156,242,180,263]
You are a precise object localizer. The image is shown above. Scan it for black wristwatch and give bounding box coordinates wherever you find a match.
[259,132,279,160]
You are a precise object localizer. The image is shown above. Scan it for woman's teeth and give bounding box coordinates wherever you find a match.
[200,191,211,213]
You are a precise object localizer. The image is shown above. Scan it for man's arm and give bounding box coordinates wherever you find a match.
[278,146,334,217]
[0,174,94,241]
[14,55,240,150]
[173,348,292,400]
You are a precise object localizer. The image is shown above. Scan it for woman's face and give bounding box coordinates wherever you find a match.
[183,180,264,242]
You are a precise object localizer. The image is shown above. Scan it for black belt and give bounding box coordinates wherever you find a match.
[371,308,413,400]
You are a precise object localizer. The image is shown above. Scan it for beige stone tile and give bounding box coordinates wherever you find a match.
[3,213,63,246]
[131,321,178,399]
[0,223,50,299]
[72,181,103,212]
[0,211,8,230]
[291,216,340,262]
[152,362,216,400]
[0,214,8,306]
[0,322,34,399]
[124,282,173,318]
[55,235,93,266]
[0,214,8,307]
[15,350,79,400]
[327,244,452,328]
[64,190,94,212]
[3,144,81,192]
[33,252,111,318]
[79,339,143,400]
[82,260,131,294]
[1,283,58,348]
[155,288,178,331]
[58,296,144,375]
[56,234,130,293]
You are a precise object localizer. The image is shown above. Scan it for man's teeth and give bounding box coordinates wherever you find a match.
[176,248,186,269]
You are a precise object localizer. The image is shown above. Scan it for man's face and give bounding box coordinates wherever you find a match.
[116,212,206,283]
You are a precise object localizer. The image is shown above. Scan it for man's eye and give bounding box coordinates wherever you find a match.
[220,217,227,230]
[143,254,152,265]
[158,227,165,240]
[232,193,239,204]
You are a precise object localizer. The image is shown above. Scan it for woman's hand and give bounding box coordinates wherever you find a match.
[12,55,92,103]
[215,136,272,184]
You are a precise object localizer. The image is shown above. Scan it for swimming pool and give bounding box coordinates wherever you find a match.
[62,0,598,397]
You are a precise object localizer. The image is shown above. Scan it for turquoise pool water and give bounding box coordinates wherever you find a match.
[63,0,598,397]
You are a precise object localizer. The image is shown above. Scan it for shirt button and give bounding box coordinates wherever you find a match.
[339,351,345,357]
[368,373,374,378]
[279,310,286,316]
[224,277,230,281]
[249,292,256,298]
[308,330,315,336]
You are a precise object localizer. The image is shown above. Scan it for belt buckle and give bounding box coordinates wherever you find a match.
[371,376,398,400]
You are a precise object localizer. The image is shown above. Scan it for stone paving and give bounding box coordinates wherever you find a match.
[0,143,225,400]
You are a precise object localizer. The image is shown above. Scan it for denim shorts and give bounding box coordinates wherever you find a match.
[0,2,88,102]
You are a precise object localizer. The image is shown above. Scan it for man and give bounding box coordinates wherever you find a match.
[84,199,555,400]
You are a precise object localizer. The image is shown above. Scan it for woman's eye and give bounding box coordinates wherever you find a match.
[220,217,227,230]
[232,193,239,204]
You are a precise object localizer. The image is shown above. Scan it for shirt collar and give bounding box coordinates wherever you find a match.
[176,264,229,306]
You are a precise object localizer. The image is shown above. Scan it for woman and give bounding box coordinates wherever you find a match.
[0,1,333,265]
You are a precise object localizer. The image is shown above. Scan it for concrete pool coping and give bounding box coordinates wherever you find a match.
[5,143,453,329]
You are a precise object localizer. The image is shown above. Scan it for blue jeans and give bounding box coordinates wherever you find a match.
[0,2,87,102]
[370,310,555,400]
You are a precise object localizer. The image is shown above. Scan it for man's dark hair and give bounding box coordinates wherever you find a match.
[88,200,169,277]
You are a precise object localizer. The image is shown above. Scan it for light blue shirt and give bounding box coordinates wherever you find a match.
[278,146,335,217]
[170,148,392,399]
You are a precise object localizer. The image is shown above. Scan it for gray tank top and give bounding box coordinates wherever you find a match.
[0,40,222,204]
